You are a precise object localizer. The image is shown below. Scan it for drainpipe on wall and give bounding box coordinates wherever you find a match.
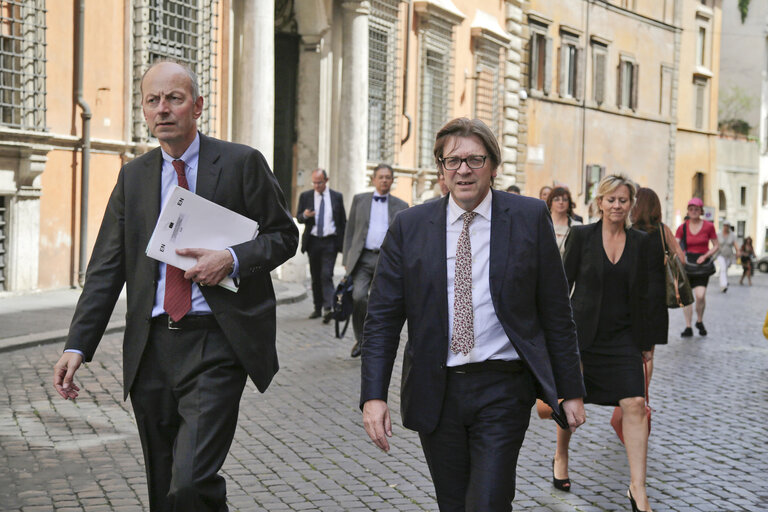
[75,0,92,286]
[400,0,412,145]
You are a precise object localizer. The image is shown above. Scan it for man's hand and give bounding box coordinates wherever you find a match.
[561,398,586,433]
[303,209,316,218]
[363,399,392,452]
[696,255,707,264]
[53,352,83,400]
[178,248,234,286]
[642,350,654,362]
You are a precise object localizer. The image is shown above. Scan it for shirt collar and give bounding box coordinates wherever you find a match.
[448,189,493,225]
[373,192,388,199]
[160,132,200,169]
[314,188,329,199]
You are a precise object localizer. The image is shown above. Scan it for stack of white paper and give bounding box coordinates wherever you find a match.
[146,186,259,292]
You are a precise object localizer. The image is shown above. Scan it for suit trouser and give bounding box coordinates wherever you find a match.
[418,363,536,512]
[351,249,379,344]
[130,321,247,512]
[307,235,338,312]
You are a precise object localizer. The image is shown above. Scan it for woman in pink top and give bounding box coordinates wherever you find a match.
[675,198,719,337]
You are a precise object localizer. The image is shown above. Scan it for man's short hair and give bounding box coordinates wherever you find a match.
[140,60,201,99]
[312,168,328,180]
[506,185,521,194]
[373,163,393,177]
[433,118,501,172]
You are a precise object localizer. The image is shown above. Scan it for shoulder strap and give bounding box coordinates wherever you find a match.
[659,223,668,255]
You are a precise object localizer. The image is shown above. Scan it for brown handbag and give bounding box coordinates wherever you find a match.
[660,225,693,308]
[610,359,651,444]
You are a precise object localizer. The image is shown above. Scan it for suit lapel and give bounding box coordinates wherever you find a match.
[429,196,450,351]
[144,149,163,237]
[195,133,223,201]
[361,192,373,234]
[589,221,605,289]
[626,229,638,289]
[489,190,510,303]
[387,193,398,222]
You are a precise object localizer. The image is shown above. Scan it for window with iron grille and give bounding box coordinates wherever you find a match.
[0,0,46,131]
[474,39,502,137]
[0,196,5,291]
[419,17,454,168]
[368,0,400,163]
[133,0,218,141]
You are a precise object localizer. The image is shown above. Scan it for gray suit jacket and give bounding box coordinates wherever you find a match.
[342,192,408,273]
[65,133,299,399]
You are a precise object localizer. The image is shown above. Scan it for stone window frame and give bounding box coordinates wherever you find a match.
[590,39,608,106]
[415,5,462,169]
[0,0,47,132]
[693,75,709,130]
[617,53,638,111]
[527,18,552,95]
[558,28,583,100]
[659,64,673,117]
[473,38,504,137]
[132,0,219,142]
[367,0,401,164]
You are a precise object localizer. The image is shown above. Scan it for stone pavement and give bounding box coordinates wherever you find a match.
[1,274,768,511]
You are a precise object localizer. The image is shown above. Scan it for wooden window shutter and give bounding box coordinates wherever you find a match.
[575,47,585,100]
[544,37,553,95]
[557,45,565,97]
[529,35,536,89]
[630,63,639,111]
[617,61,624,107]
[594,52,605,104]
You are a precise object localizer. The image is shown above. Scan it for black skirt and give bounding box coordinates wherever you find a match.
[581,330,644,406]
[686,252,710,288]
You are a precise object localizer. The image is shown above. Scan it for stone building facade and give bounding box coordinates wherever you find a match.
[1,0,526,292]
[518,0,721,224]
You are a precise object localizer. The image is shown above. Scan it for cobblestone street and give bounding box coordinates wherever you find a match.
[2,275,768,511]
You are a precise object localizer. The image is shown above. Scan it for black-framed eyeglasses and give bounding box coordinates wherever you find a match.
[439,155,487,171]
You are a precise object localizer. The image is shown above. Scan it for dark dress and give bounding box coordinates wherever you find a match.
[580,248,645,406]
[637,225,668,346]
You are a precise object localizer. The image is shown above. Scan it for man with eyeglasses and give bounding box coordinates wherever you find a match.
[361,118,586,511]
[297,168,346,322]
[342,163,408,357]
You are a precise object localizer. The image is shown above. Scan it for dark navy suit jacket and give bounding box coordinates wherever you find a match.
[360,190,585,433]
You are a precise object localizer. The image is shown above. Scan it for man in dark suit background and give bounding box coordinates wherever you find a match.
[343,164,408,357]
[296,168,346,321]
[52,61,298,511]
[361,118,586,511]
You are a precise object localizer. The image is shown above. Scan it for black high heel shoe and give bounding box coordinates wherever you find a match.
[628,488,647,512]
[552,459,570,492]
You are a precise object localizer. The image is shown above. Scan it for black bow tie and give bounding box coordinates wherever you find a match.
[373,195,387,202]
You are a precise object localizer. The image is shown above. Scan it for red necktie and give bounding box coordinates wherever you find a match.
[163,159,191,321]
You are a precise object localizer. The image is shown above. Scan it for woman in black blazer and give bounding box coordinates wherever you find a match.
[552,175,654,512]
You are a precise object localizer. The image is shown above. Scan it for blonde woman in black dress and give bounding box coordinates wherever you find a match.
[552,174,654,512]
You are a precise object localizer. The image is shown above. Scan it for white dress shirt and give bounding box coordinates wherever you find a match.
[446,192,519,366]
[310,188,336,237]
[364,193,390,250]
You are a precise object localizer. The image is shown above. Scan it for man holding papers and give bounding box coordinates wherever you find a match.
[52,61,298,511]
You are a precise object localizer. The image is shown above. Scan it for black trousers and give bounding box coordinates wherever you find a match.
[130,322,247,512]
[351,249,379,344]
[307,236,338,312]
[419,365,536,512]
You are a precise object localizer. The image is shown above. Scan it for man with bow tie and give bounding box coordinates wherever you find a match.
[342,164,408,357]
